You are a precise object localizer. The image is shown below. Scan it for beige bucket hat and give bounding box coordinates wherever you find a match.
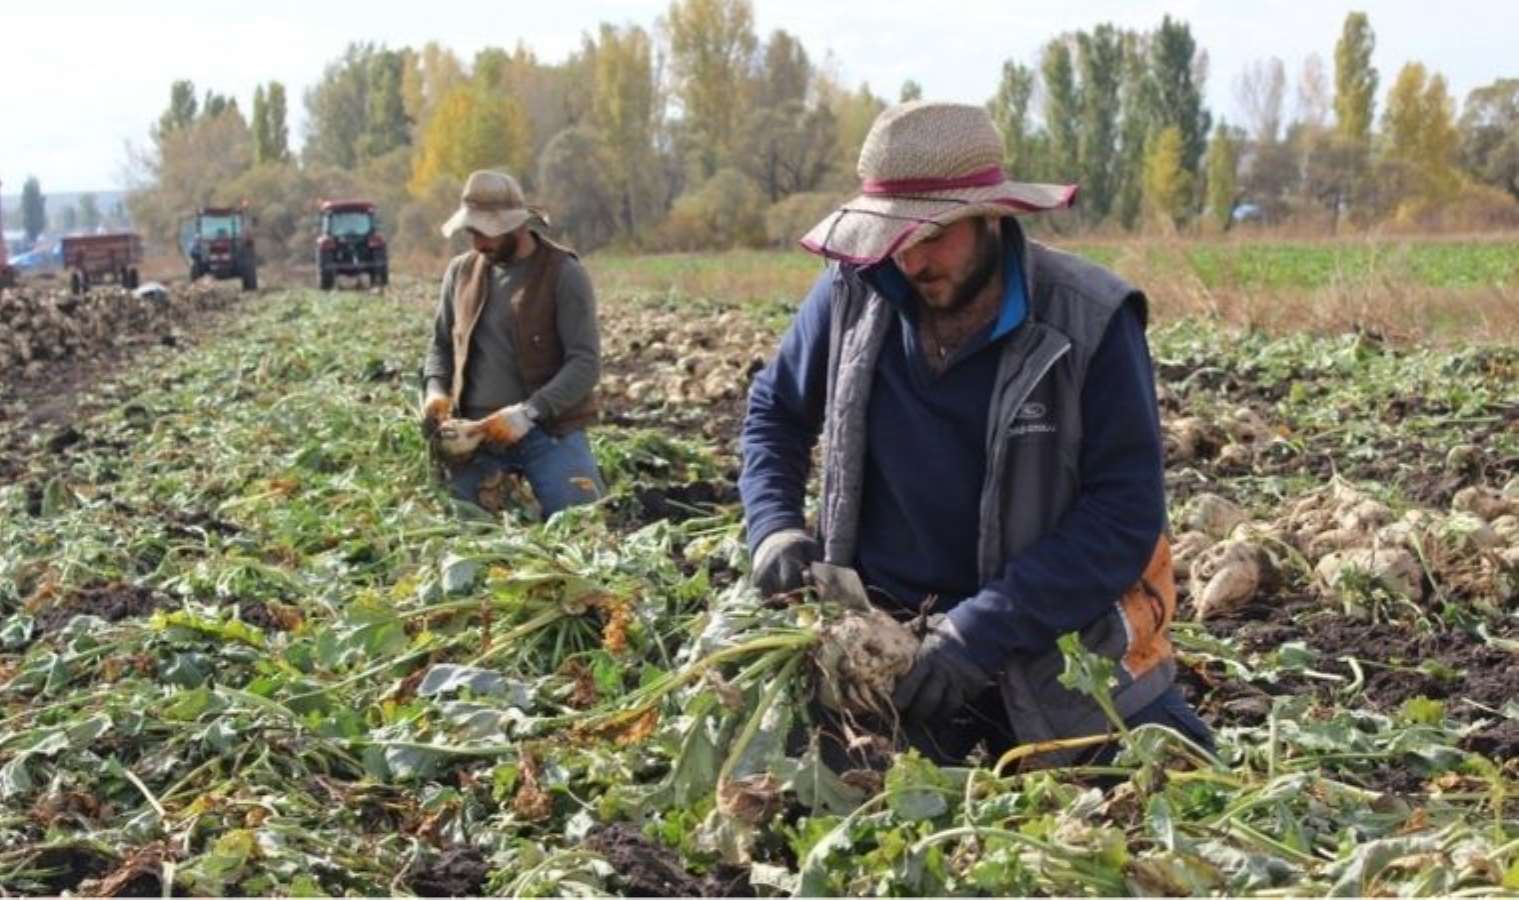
[441,170,534,238]
[801,100,1077,265]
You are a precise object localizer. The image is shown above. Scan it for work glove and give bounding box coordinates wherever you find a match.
[751,528,821,597]
[421,394,452,440]
[892,615,993,725]
[479,403,537,446]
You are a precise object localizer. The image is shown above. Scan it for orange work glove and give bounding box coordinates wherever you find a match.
[479,403,537,446]
[421,394,453,439]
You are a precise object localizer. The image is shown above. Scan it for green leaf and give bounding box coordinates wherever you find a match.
[1398,695,1445,726]
[0,753,34,800]
[883,751,952,822]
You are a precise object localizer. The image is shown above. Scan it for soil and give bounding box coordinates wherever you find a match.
[1198,592,1519,728]
[32,582,179,636]
[26,847,111,895]
[1460,719,1519,758]
[1155,355,1517,511]
[0,286,258,487]
[626,479,739,524]
[584,823,753,897]
[407,844,490,897]
[237,599,297,632]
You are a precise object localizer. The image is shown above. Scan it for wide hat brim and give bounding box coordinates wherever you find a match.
[441,204,533,239]
[800,178,1077,266]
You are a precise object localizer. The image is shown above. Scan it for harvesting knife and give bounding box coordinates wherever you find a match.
[809,561,872,612]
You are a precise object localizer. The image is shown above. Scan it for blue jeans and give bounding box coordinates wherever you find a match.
[446,429,605,517]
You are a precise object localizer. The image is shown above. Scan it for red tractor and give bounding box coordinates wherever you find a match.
[316,199,388,289]
[184,206,258,290]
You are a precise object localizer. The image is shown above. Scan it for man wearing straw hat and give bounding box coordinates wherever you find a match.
[420,170,604,517]
[739,101,1211,766]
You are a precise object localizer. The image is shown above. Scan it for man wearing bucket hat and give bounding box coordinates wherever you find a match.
[420,170,605,516]
[739,101,1211,767]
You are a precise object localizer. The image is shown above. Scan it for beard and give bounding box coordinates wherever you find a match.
[943,220,1001,311]
[489,233,520,264]
[911,218,1001,313]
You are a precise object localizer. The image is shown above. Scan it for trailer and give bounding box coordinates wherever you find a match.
[61,232,143,294]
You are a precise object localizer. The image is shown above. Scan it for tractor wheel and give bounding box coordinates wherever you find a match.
[319,268,335,291]
[242,266,258,291]
[377,267,389,287]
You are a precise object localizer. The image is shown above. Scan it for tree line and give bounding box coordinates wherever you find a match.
[122,2,1519,265]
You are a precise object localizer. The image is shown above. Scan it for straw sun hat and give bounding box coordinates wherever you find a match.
[801,100,1077,265]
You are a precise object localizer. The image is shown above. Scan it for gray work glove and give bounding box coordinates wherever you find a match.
[751,528,821,597]
[892,615,993,725]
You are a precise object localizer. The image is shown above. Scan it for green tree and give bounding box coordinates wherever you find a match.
[1147,16,1211,178]
[78,193,101,232]
[756,29,809,108]
[305,43,382,169]
[662,0,758,177]
[363,50,411,160]
[158,80,198,136]
[1075,24,1124,222]
[251,85,272,164]
[20,177,45,242]
[1142,126,1191,231]
[60,205,78,233]
[1040,39,1079,183]
[740,29,835,202]
[538,126,620,250]
[988,59,1035,173]
[1458,78,1519,200]
[1203,122,1239,230]
[589,23,661,232]
[1333,12,1378,144]
[202,90,236,119]
[266,82,291,162]
[1113,31,1154,229]
[899,79,923,103]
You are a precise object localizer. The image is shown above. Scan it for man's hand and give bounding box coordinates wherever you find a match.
[892,616,993,724]
[421,394,452,439]
[751,528,821,597]
[479,403,537,446]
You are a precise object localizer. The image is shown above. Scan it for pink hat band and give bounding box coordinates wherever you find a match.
[860,165,1007,196]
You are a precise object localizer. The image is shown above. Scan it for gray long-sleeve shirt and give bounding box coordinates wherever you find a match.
[423,250,601,421]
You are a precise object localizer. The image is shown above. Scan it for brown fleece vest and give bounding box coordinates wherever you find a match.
[448,235,597,436]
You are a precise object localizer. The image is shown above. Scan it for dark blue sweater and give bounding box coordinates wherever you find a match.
[739,245,1166,670]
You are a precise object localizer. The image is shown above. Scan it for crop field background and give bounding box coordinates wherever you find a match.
[0,236,1517,896]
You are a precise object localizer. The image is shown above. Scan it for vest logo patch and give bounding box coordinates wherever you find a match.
[1009,401,1056,438]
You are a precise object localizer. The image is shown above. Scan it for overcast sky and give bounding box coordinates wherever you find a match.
[4,0,1512,195]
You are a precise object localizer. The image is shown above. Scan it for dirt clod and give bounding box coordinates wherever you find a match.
[585,823,753,897]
